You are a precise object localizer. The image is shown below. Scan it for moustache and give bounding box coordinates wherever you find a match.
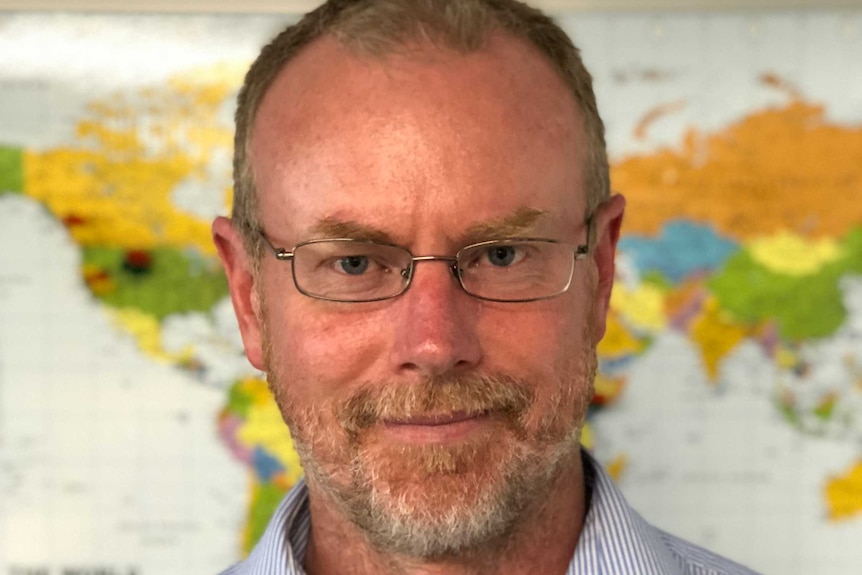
[337,373,535,438]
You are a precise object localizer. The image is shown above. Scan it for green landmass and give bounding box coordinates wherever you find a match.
[641,270,673,291]
[0,146,24,194]
[225,381,255,418]
[82,246,228,319]
[246,481,289,554]
[708,228,862,341]
[844,228,862,269]
[814,400,836,422]
[777,400,800,427]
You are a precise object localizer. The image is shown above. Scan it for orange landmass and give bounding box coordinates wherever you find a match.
[634,100,687,141]
[760,72,803,100]
[689,296,752,382]
[612,99,862,240]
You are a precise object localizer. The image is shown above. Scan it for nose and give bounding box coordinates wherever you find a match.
[388,259,482,377]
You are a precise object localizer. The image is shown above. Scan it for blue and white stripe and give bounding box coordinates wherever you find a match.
[220,478,311,575]
[568,453,760,575]
[221,453,761,574]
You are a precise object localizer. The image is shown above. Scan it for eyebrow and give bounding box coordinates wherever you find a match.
[308,218,395,244]
[462,207,549,240]
[306,206,549,246]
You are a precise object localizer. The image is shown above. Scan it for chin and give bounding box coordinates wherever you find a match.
[322,422,583,559]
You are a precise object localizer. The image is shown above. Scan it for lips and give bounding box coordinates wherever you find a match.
[385,410,489,427]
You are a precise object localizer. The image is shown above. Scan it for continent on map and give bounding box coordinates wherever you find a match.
[599,77,862,531]
[688,296,752,381]
[21,70,237,255]
[708,229,862,341]
[3,61,281,561]
[0,146,22,193]
[13,65,246,368]
[612,90,862,240]
[82,246,227,320]
[826,461,862,521]
[618,221,738,285]
[594,309,649,405]
[219,378,301,552]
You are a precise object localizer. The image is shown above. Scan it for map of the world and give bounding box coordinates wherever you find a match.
[1,8,860,575]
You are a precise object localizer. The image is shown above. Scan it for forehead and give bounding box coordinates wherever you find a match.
[250,31,586,242]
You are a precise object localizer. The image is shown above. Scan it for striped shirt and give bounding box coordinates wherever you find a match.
[221,452,760,575]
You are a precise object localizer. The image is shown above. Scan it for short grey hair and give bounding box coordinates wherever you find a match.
[232,0,610,262]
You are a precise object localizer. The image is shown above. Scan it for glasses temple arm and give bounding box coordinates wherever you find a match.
[257,229,294,260]
[574,215,593,259]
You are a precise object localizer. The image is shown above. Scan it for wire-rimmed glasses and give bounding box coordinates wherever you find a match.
[257,223,591,303]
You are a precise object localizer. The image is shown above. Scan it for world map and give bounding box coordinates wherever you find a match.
[1,9,860,575]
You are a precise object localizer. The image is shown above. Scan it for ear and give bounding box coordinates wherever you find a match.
[589,194,626,343]
[213,216,266,371]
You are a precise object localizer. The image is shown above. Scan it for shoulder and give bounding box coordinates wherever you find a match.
[656,529,762,575]
[576,451,763,575]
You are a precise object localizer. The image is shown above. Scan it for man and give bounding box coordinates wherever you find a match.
[214,1,760,573]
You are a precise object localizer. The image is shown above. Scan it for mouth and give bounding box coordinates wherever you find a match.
[379,410,493,443]
[386,410,489,426]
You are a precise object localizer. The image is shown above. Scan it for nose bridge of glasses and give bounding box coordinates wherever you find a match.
[404,255,461,280]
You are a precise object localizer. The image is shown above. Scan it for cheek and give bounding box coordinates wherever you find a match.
[479,298,588,378]
[266,301,391,397]
[477,297,593,428]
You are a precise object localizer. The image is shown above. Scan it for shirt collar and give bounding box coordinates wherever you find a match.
[570,451,684,575]
[237,477,310,574]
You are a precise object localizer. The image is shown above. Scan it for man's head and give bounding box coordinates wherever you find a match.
[214,0,624,563]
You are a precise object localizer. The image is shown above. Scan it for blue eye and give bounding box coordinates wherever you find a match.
[487,246,517,266]
[339,256,369,275]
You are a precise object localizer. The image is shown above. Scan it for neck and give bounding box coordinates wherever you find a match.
[302,450,587,575]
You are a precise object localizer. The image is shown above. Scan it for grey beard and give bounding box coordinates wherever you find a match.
[283,375,589,560]
[331,425,583,559]
[261,288,597,560]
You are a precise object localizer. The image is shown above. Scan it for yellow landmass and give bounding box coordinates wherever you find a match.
[23,64,243,253]
[224,184,235,213]
[106,307,190,363]
[749,231,841,276]
[606,453,628,482]
[580,422,594,451]
[598,310,646,358]
[24,148,210,251]
[169,62,247,109]
[775,346,799,371]
[237,400,303,485]
[825,461,862,521]
[689,296,750,381]
[237,377,275,406]
[610,283,666,333]
[593,373,627,406]
[613,99,862,239]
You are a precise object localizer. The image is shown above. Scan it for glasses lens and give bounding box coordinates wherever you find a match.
[456,240,574,301]
[292,240,412,301]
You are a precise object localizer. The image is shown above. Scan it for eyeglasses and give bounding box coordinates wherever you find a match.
[257,221,591,303]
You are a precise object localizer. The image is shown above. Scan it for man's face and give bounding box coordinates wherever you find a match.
[224,33,619,558]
